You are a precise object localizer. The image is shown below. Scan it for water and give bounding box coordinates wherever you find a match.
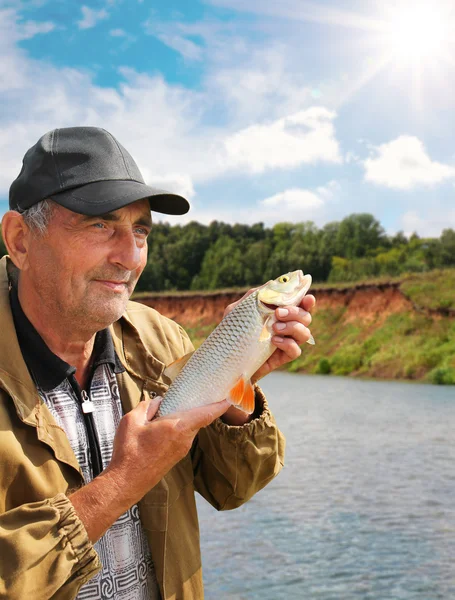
[197,373,455,599]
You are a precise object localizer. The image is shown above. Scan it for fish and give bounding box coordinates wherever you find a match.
[156,270,314,417]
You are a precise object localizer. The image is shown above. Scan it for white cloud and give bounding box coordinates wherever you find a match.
[16,19,55,39]
[110,28,126,37]
[155,33,203,61]
[144,19,203,60]
[144,181,341,227]
[223,107,341,173]
[364,136,455,189]
[400,209,455,238]
[248,181,339,225]
[77,6,109,30]
[142,173,196,200]
[261,188,324,209]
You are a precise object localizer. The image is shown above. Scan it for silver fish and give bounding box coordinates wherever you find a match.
[157,270,314,417]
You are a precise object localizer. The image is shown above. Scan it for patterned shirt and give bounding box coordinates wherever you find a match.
[10,287,161,600]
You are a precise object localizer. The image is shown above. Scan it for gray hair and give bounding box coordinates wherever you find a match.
[19,199,56,235]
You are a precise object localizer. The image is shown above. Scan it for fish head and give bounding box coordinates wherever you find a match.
[257,270,312,314]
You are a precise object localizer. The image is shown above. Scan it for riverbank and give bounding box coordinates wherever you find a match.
[134,269,455,385]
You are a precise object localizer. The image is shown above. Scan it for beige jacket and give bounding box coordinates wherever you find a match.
[0,256,285,599]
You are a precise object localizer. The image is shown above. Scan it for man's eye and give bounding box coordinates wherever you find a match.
[135,227,149,236]
[93,222,106,229]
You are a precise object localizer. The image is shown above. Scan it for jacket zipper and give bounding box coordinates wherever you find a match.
[69,374,103,478]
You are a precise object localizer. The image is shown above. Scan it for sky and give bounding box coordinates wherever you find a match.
[1,0,455,237]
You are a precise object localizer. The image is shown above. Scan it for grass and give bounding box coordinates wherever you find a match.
[286,310,455,385]
[399,269,455,312]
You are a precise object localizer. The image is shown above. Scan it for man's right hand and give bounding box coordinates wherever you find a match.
[70,397,229,542]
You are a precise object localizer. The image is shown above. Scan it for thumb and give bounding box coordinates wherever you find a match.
[146,396,163,421]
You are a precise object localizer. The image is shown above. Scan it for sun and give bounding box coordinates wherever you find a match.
[332,0,455,107]
[379,1,452,64]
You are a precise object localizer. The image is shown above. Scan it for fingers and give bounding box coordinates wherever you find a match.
[273,304,313,351]
[145,396,163,421]
[301,294,316,312]
[271,336,302,361]
[172,399,231,432]
[275,305,312,328]
[274,320,312,345]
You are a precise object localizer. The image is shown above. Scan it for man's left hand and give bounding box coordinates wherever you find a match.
[252,293,315,383]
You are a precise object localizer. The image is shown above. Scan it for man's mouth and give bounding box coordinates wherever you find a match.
[95,280,129,292]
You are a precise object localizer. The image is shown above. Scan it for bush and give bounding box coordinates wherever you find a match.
[429,367,455,385]
[316,358,331,374]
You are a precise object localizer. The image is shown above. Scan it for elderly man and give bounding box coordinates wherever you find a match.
[0,127,314,600]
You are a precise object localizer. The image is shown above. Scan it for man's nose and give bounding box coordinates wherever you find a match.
[108,230,143,272]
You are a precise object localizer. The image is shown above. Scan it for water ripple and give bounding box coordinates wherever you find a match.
[198,374,455,599]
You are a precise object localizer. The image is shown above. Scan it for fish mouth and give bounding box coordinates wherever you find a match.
[261,301,280,311]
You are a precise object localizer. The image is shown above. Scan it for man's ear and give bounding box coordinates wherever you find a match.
[1,211,31,271]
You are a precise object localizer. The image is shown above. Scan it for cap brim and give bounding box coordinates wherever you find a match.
[48,179,190,216]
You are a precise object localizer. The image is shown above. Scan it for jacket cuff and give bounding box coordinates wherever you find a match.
[51,494,101,576]
[212,385,275,440]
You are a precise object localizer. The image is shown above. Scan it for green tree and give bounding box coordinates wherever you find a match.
[196,236,244,289]
[335,213,387,259]
[440,229,455,266]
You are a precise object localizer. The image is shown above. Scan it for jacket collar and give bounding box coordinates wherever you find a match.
[0,256,40,425]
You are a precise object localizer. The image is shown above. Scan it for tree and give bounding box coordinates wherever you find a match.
[335,214,387,259]
[440,229,455,266]
[196,236,244,289]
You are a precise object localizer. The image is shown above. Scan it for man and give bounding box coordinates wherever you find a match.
[0,127,314,599]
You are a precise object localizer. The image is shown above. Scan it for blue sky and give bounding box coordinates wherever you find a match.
[1,0,455,236]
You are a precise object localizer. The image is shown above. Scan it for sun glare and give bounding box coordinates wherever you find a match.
[384,4,450,62]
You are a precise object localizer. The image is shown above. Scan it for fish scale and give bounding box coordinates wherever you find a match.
[157,292,269,417]
[156,271,313,417]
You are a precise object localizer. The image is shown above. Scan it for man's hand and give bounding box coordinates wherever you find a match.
[253,293,315,382]
[70,397,229,542]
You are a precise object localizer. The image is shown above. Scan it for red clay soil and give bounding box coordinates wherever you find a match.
[136,283,414,328]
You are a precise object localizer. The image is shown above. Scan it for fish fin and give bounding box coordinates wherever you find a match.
[239,379,256,414]
[259,317,273,342]
[163,351,194,381]
[306,334,316,346]
[228,376,255,415]
[228,376,245,405]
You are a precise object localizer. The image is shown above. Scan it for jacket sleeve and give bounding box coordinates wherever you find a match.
[0,493,101,599]
[191,386,286,511]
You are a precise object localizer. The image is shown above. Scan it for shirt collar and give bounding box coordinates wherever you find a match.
[10,285,125,392]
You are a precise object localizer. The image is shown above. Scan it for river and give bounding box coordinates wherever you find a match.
[196,373,455,599]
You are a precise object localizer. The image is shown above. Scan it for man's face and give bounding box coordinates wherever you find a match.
[23,199,152,332]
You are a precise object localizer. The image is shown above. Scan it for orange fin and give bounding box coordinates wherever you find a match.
[228,376,245,404]
[228,376,255,415]
[163,351,194,381]
[239,379,255,414]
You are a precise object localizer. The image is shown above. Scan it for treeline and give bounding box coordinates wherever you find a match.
[1,213,454,291]
[138,213,455,291]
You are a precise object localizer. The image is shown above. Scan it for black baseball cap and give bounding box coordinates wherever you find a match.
[9,127,190,216]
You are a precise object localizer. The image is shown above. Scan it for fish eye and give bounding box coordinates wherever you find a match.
[279,275,290,283]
